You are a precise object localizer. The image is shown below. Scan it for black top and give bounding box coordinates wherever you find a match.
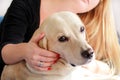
[0,0,41,75]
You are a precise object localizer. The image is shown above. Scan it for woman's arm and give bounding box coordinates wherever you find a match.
[0,0,29,67]
[1,43,29,64]
[0,0,58,71]
[1,33,59,71]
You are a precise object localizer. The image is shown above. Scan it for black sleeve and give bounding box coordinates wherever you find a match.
[0,0,29,43]
[0,0,40,75]
[0,0,29,74]
[0,0,41,74]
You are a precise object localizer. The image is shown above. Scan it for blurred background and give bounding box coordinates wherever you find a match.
[0,0,12,16]
[111,0,120,42]
[0,0,12,22]
[0,0,120,41]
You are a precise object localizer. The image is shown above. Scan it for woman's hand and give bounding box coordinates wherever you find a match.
[24,33,60,71]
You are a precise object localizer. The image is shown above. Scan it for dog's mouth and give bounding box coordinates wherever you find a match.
[70,58,92,67]
[70,63,76,67]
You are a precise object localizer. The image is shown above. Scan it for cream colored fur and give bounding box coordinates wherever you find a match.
[1,11,119,80]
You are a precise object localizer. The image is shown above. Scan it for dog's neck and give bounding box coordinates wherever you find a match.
[26,59,74,76]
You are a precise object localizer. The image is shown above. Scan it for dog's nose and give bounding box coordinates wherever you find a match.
[81,49,93,59]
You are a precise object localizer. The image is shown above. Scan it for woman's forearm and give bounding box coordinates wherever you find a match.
[1,43,31,64]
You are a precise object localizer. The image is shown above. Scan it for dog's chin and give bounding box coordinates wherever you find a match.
[70,58,93,67]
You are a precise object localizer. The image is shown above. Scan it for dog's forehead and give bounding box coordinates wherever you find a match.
[43,12,84,29]
[40,11,85,37]
[52,12,84,27]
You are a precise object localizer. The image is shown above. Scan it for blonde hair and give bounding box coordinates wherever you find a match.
[78,0,120,74]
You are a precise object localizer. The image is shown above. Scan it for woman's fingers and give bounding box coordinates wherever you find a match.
[33,60,55,67]
[34,66,52,71]
[30,32,45,43]
[37,61,55,67]
[30,52,59,71]
[31,59,55,71]
[27,33,60,71]
[31,50,59,62]
[36,55,59,62]
[39,48,60,58]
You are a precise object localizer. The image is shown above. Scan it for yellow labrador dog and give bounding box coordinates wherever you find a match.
[1,11,94,80]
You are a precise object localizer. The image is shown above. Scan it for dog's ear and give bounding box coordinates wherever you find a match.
[39,36,48,50]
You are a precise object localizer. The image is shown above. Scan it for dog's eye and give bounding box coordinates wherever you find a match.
[58,36,69,42]
[80,26,84,32]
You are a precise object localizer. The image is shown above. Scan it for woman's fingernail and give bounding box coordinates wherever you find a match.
[48,67,52,70]
[56,54,60,58]
[53,60,57,64]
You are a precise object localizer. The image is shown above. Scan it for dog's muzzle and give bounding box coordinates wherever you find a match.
[70,49,94,67]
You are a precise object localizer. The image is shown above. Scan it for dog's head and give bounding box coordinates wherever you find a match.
[36,11,94,66]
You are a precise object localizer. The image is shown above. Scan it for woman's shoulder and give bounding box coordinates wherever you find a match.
[12,0,40,8]
[8,0,40,17]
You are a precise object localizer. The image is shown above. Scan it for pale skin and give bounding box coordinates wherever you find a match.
[2,0,110,74]
[40,0,100,24]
